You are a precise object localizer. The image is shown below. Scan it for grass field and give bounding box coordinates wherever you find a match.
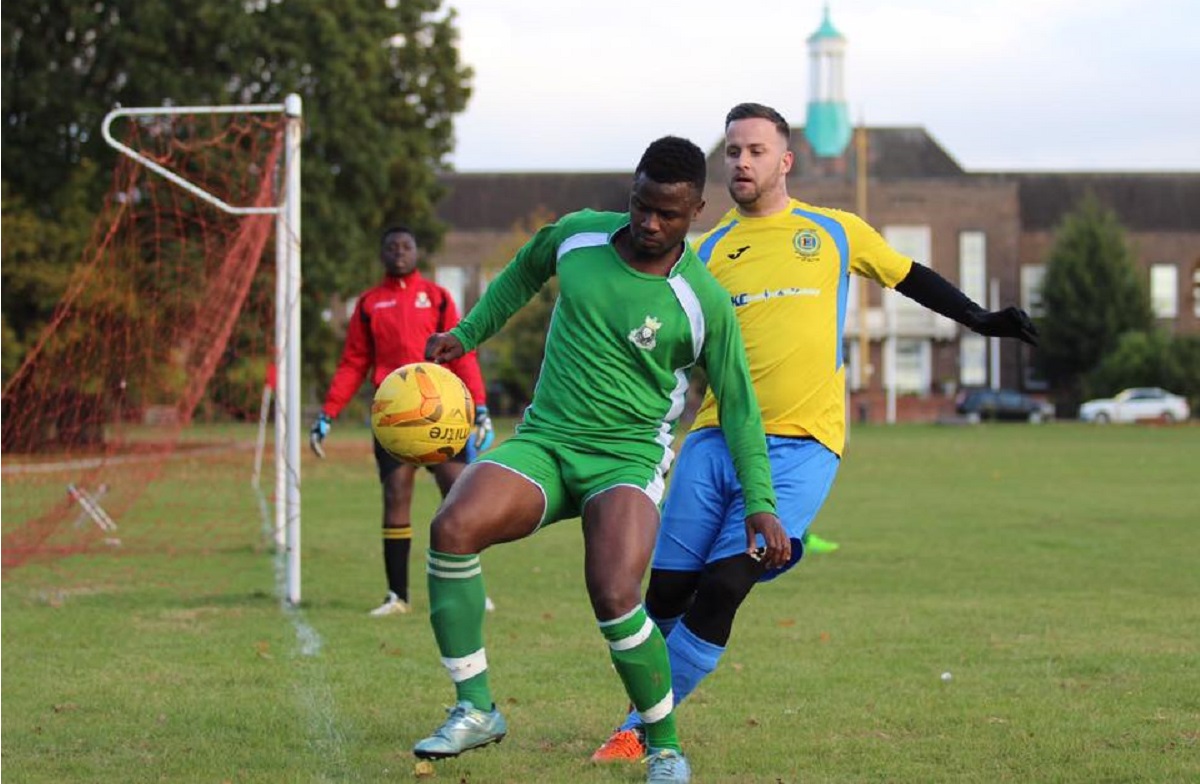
[3,421,1198,783]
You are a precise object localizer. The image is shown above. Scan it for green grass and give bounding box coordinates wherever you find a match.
[4,422,1198,783]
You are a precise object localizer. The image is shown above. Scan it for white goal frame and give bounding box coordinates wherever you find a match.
[101,95,304,605]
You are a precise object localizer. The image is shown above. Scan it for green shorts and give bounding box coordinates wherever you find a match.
[478,431,668,528]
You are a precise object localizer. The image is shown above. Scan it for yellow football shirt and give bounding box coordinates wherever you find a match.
[690,199,913,456]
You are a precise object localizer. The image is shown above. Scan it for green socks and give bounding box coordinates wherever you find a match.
[599,604,679,752]
[426,549,491,709]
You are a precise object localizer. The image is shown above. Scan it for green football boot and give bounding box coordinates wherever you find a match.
[803,532,840,554]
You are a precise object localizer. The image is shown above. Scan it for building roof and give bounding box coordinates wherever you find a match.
[436,171,631,231]
[1004,173,1200,232]
[435,131,1200,235]
[700,126,967,180]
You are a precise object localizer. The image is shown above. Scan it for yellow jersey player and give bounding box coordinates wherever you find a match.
[593,103,1037,762]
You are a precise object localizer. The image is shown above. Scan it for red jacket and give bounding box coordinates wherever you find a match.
[321,272,486,419]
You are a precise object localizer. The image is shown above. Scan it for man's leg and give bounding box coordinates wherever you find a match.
[656,554,766,704]
[430,457,496,611]
[594,430,724,761]
[584,487,680,753]
[414,446,556,759]
[603,435,840,747]
[374,440,417,615]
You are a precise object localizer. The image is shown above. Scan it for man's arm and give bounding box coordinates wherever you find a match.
[895,262,1039,346]
[321,299,374,419]
[450,222,560,352]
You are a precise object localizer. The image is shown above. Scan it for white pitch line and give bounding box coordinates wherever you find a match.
[2,441,255,475]
[263,489,355,781]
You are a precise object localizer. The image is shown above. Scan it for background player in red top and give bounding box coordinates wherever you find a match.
[310,225,493,616]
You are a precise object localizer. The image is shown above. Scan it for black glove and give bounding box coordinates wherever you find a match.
[966,306,1039,347]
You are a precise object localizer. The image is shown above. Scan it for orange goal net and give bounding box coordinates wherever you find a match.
[2,107,289,573]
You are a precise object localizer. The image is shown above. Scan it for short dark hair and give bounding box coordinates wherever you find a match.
[725,102,790,142]
[381,225,415,245]
[635,136,706,194]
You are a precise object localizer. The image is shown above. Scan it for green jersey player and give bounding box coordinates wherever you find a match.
[414,136,785,784]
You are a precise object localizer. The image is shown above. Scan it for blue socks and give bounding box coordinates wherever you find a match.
[619,620,724,731]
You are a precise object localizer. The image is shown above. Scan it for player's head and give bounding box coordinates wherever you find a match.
[723,102,793,213]
[627,136,706,260]
[380,225,418,278]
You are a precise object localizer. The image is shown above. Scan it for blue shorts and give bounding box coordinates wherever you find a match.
[652,428,840,581]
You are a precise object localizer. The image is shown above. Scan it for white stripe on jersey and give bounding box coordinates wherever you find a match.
[667,276,705,361]
[556,231,610,263]
[664,276,705,426]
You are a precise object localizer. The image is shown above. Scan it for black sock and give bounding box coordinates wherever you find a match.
[382,529,411,601]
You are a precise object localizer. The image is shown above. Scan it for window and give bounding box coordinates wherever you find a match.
[435,265,467,311]
[1021,265,1046,317]
[958,231,987,304]
[1150,264,1178,318]
[1193,265,1200,318]
[892,338,930,394]
[884,226,931,319]
[960,334,987,387]
[845,338,862,390]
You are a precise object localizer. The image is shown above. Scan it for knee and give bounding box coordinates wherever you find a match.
[429,503,478,554]
[588,580,642,621]
[693,556,761,612]
[645,569,700,620]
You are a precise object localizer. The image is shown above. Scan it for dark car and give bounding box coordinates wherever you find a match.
[956,388,1054,423]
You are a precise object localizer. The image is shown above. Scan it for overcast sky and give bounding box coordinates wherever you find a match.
[444,0,1200,173]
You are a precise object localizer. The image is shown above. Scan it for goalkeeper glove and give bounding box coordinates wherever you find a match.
[966,306,1040,347]
[309,412,332,459]
[465,405,494,462]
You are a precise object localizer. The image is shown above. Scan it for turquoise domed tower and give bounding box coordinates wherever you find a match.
[804,5,852,158]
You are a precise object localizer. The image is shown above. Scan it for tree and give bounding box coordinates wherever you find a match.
[1036,194,1154,409]
[2,0,473,388]
[1086,331,1200,412]
[469,207,559,413]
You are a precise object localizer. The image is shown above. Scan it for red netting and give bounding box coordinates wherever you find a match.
[2,110,286,571]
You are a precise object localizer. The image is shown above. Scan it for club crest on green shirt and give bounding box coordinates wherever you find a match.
[628,315,663,350]
[793,229,821,258]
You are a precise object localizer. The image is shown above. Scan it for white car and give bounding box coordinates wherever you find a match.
[1079,387,1191,423]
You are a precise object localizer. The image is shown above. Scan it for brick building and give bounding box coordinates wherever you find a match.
[430,129,1200,420]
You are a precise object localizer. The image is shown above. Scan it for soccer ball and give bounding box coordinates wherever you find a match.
[371,362,475,465]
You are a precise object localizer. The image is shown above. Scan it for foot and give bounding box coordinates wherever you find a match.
[368,591,410,617]
[485,596,496,612]
[413,701,507,759]
[803,532,840,554]
[590,726,646,763]
[645,748,690,783]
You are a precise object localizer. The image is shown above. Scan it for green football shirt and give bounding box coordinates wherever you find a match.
[451,209,776,518]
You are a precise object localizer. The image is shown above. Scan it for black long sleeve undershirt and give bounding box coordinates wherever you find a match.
[893,261,987,329]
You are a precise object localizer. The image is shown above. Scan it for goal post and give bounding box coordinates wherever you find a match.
[100,94,305,605]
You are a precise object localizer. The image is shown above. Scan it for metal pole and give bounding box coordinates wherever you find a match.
[989,278,1001,390]
[885,289,897,424]
[856,124,871,396]
[854,124,871,429]
[283,94,304,606]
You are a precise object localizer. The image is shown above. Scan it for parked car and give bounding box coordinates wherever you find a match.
[956,388,1055,423]
[1078,387,1191,423]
